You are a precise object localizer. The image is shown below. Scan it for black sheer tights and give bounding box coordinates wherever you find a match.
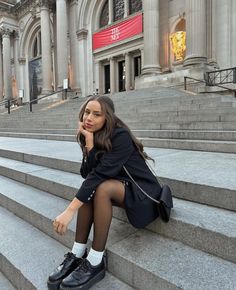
[75,180,125,252]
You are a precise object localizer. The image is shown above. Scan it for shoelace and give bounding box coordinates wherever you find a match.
[75,259,89,273]
[60,252,75,266]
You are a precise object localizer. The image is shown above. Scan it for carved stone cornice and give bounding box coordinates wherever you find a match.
[14,0,55,17]
[76,29,88,40]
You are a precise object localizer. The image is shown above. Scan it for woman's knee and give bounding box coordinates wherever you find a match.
[94,180,124,200]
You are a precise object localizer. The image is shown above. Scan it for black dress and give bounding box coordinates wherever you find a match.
[76,127,162,228]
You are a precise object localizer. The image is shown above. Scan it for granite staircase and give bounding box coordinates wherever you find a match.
[0,86,236,154]
[0,86,236,289]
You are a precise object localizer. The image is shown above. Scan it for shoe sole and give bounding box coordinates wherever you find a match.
[59,269,105,290]
[47,279,62,290]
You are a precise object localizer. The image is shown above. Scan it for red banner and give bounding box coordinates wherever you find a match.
[93,13,143,50]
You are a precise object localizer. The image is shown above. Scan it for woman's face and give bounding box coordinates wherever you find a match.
[82,100,106,132]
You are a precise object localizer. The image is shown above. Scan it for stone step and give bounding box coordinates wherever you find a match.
[1,91,235,117]
[3,108,236,123]
[3,118,236,131]
[0,272,16,290]
[0,132,235,154]
[107,229,236,290]
[127,121,236,130]
[1,128,236,142]
[0,131,76,142]
[2,206,236,290]
[122,114,236,123]
[0,161,235,263]
[0,137,235,211]
[0,207,134,290]
[1,99,235,119]
[140,137,236,154]
[133,129,236,141]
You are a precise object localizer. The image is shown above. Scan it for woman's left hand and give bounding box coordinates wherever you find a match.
[53,208,75,235]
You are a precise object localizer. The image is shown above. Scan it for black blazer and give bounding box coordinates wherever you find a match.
[76,127,161,204]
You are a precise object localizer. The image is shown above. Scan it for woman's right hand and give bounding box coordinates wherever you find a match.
[53,208,75,235]
[78,122,94,151]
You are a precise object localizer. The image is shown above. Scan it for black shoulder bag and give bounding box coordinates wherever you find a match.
[123,165,173,222]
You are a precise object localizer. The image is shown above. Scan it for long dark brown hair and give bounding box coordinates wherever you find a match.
[77,95,152,160]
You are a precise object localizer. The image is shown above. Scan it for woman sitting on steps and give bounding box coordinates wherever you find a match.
[47,95,162,290]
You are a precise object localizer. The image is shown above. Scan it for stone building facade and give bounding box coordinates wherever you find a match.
[0,0,236,102]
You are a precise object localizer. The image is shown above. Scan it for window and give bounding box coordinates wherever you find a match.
[33,38,38,58]
[32,31,41,58]
[100,1,109,28]
[99,0,142,28]
[129,0,142,15]
[114,0,124,22]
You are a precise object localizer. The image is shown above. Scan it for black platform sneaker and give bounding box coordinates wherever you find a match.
[47,251,87,290]
[60,258,105,290]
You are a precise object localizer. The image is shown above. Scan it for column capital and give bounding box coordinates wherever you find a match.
[0,26,12,38]
[39,1,50,9]
[68,0,78,5]
[76,29,88,40]
[124,51,131,56]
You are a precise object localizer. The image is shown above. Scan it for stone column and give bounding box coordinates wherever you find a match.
[184,0,207,66]
[40,1,53,93]
[110,57,116,93]
[0,38,3,101]
[206,0,217,67]
[56,0,68,88]
[140,48,144,69]
[69,0,80,91]
[142,0,161,75]
[2,28,12,100]
[231,0,236,66]
[18,58,27,102]
[109,0,114,24]
[124,0,129,18]
[13,31,20,97]
[125,52,131,91]
[94,61,102,94]
[77,29,88,97]
[214,0,231,68]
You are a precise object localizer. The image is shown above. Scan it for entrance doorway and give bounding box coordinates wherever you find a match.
[29,57,42,103]
[134,56,141,77]
[118,60,125,92]
[104,64,110,94]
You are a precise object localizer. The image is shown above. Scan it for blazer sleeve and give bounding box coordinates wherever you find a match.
[80,147,98,178]
[76,129,134,203]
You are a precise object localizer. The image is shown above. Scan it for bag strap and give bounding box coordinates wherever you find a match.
[123,165,160,205]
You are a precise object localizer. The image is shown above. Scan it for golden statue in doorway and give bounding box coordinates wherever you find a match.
[170,31,186,61]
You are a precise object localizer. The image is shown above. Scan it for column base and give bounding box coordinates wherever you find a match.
[207,58,219,69]
[142,65,162,76]
[183,56,207,67]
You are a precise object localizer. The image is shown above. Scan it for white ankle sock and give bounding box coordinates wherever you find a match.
[87,248,104,266]
[71,242,87,258]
